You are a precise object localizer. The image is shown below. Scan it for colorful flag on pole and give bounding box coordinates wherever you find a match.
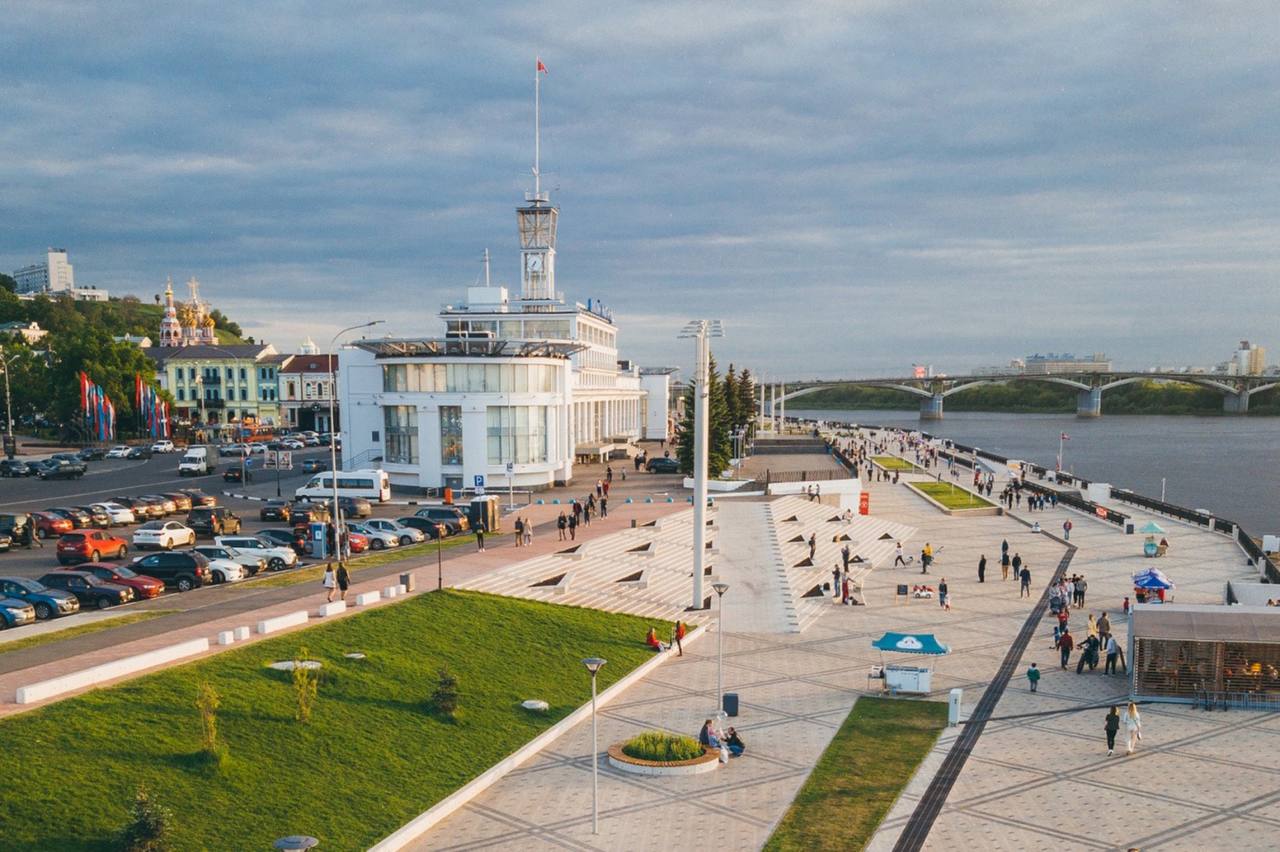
[1060,432,1070,441]
[537,58,548,74]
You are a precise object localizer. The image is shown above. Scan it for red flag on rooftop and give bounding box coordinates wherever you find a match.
[537,58,548,74]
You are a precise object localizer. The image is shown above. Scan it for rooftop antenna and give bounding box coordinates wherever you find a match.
[483,248,491,287]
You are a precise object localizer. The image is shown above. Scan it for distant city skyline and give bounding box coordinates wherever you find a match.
[4,3,1280,376]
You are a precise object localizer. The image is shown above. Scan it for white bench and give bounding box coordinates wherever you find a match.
[233,625,251,641]
[256,610,308,635]
[217,630,235,646]
[382,585,400,599]
[317,601,347,617]
[16,637,211,704]
[355,591,381,606]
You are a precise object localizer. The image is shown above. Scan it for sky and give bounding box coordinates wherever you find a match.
[3,1,1280,378]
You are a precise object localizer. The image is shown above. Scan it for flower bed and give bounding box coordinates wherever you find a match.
[608,731,720,776]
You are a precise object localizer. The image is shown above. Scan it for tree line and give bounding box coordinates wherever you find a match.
[676,362,758,476]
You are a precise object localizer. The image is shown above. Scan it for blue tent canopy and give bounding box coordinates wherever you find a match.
[872,632,950,655]
[1132,568,1174,590]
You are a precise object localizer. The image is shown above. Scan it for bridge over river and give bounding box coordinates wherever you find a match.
[776,371,1279,419]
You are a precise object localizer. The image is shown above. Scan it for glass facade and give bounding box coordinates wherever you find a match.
[439,406,463,465]
[486,406,549,465]
[384,406,419,464]
[383,362,558,394]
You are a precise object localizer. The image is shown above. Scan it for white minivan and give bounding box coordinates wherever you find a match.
[178,447,211,476]
[294,468,391,502]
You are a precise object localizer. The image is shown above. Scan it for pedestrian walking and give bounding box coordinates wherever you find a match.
[1057,628,1074,669]
[600,496,608,518]
[893,542,905,567]
[1105,706,1120,755]
[1077,576,1088,607]
[1026,662,1040,693]
[1122,595,1131,615]
[831,565,841,598]
[1123,702,1143,754]
[557,511,567,541]
[568,512,578,540]
[1105,635,1121,674]
[522,517,533,546]
[808,533,817,561]
[1063,519,1073,540]
[322,565,337,603]
[674,620,686,656]
[1020,565,1032,597]
[939,578,950,611]
[336,564,350,602]
[977,554,986,583]
[514,516,524,548]
[475,522,486,552]
[1011,552,1022,576]
[1001,550,1011,581]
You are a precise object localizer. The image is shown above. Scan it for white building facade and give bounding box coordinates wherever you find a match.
[339,186,662,492]
[12,249,107,301]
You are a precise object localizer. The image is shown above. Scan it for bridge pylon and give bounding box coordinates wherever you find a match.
[1077,387,1102,418]
[920,393,944,420]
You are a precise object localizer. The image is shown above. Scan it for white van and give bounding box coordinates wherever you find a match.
[294,468,391,502]
[178,447,210,476]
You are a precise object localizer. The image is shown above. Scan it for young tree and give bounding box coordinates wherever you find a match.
[723,364,740,432]
[677,356,732,477]
[736,368,758,436]
[429,666,460,719]
[120,787,175,852]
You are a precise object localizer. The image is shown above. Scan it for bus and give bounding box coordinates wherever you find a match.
[294,469,391,503]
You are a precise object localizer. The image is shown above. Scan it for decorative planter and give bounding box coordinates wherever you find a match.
[606,743,720,776]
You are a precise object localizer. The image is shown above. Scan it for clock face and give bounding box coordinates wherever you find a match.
[525,254,543,273]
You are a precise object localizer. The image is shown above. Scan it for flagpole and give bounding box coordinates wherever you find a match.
[534,56,540,197]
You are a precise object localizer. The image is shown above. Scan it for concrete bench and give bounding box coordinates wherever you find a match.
[382,585,400,599]
[233,626,250,641]
[256,610,308,635]
[16,637,210,704]
[355,591,381,606]
[217,630,235,646]
[317,601,347,617]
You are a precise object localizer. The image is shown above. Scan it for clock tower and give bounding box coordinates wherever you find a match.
[517,193,557,301]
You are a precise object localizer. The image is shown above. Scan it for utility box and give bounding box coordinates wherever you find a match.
[399,572,415,593]
[309,522,328,560]
[469,496,500,533]
[948,688,963,727]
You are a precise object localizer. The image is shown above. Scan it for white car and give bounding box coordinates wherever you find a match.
[346,522,399,550]
[364,518,426,545]
[281,439,305,450]
[151,440,176,453]
[247,442,268,454]
[215,535,299,571]
[202,556,245,584]
[194,544,268,577]
[105,445,131,459]
[133,520,197,550]
[92,502,136,525]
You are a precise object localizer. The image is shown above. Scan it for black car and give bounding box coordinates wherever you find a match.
[0,459,33,477]
[414,506,470,534]
[35,460,86,480]
[186,506,242,537]
[301,457,328,473]
[223,467,250,483]
[73,506,114,528]
[646,457,681,474]
[50,453,89,472]
[126,446,153,460]
[396,516,448,539]
[179,489,218,508]
[0,576,81,619]
[259,500,291,522]
[45,507,94,529]
[37,571,134,609]
[257,528,305,550]
[77,446,105,461]
[338,496,372,519]
[288,501,331,525]
[130,552,212,592]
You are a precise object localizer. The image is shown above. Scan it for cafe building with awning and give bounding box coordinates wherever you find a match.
[1130,604,1280,709]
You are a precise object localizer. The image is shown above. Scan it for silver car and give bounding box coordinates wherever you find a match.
[363,518,426,546]
[346,522,399,550]
[194,545,268,577]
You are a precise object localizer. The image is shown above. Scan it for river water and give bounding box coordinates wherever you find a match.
[788,408,1280,535]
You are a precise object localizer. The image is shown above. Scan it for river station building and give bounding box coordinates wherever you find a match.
[338,185,669,493]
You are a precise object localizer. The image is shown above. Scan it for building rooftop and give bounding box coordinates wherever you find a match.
[281,354,338,373]
[142,344,276,364]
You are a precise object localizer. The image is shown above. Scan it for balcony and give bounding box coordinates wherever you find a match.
[201,399,226,410]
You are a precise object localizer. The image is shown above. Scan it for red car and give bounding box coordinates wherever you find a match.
[32,512,74,540]
[346,531,369,554]
[69,563,164,599]
[57,530,130,564]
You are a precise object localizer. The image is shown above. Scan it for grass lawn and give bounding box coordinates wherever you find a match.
[908,480,996,510]
[0,590,668,850]
[253,532,484,589]
[872,455,919,471]
[765,697,947,852]
[0,611,170,657]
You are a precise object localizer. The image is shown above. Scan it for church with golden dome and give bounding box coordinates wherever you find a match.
[158,276,218,347]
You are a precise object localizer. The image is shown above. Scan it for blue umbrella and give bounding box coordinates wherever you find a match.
[871,632,950,655]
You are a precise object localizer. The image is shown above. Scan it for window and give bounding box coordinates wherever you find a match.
[240,368,247,381]
[287,381,297,399]
[177,388,185,401]
[439,406,463,465]
[487,406,549,464]
[226,367,234,380]
[384,406,419,464]
[188,367,196,380]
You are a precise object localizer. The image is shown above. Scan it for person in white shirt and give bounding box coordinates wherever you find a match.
[1123,702,1143,754]
[1105,636,1121,674]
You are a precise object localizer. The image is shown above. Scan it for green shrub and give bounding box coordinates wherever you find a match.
[621,730,704,762]
[119,786,174,851]
[429,666,460,720]
[291,648,319,724]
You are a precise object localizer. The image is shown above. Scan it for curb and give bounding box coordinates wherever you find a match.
[368,624,709,851]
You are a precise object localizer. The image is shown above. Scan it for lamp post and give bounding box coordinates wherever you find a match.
[436,523,444,590]
[678,320,723,611]
[582,656,607,834]
[0,347,15,459]
[712,582,729,713]
[327,321,385,567]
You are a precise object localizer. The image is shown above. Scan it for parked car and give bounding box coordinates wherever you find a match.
[301,457,328,473]
[130,551,211,592]
[0,459,33,477]
[161,492,193,512]
[346,531,369,553]
[91,502,136,526]
[0,532,11,553]
[45,507,94,529]
[0,576,81,619]
[77,446,105,461]
[179,489,217,508]
[281,438,305,450]
[218,444,249,458]
[395,516,448,539]
[247,442,268,454]
[35,459,86,480]
[31,511,75,540]
[186,507,242,537]
[71,506,114,529]
[126,446,153,460]
[202,557,245,584]
[214,535,298,571]
[259,500,291,522]
[38,571,134,609]
[112,497,163,521]
[132,521,197,551]
[193,545,267,577]
[288,501,331,525]
[57,530,130,564]
[414,506,470,534]
[138,494,179,516]
[0,597,36,629]
[151,440,176,453]
[0,513,35,545]
[646,457,681,473]
[105,445,131,458]
[71,563,164,599]
[50,453,90,473]
[338,496,373,519]
[257,528,306,553]
[364,518,426,545]
[345,521,398,550]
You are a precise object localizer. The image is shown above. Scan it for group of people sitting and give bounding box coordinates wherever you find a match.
[698,718,745,762]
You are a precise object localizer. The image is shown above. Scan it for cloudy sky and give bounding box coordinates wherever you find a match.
[4,2,1279,377]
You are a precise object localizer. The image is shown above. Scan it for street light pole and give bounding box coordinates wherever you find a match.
[712,582,729,714]
[582,657,607,835]
[327,321,385,567]
[679,320,723,611]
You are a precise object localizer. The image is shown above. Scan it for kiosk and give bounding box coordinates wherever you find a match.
[870,632,951,695]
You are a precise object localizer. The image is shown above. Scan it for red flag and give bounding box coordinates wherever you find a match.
[536,58,548,74]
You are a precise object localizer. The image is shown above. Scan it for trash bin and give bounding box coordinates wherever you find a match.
[1124,521,1135,535]
[443,487,454,505]
[399,572,415,593]
[722,692,739,717]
